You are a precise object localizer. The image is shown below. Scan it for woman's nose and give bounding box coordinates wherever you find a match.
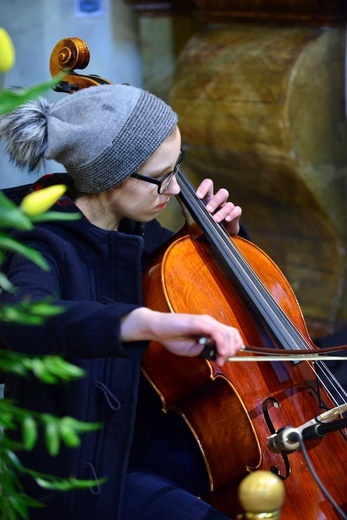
[166,175,180,195]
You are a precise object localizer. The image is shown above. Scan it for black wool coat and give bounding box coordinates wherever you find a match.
[0,179,172,520]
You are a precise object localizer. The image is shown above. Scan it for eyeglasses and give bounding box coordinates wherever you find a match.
[130,149,185,194]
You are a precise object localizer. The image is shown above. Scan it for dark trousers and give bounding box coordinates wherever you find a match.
[124,411,230,519]
[123,472,230,519]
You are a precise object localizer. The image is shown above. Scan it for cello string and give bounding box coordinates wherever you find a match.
[178,170,347,405]
[179,171,315,351]
[199,200,347,402]
[217,221,347,404]
[314,360,347,405]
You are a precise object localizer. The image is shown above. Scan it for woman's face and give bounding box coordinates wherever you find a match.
[105,127,182,227]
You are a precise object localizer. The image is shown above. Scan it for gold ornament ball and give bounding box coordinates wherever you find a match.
[238,471,285,514]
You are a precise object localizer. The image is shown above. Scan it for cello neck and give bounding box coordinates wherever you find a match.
[176,168,311,353]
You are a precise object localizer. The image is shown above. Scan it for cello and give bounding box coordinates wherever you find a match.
[49,37,347,519]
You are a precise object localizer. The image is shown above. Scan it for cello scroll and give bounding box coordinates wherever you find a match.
[49,37,111,93]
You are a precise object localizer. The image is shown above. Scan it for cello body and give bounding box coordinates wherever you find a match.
[142,233,347,519]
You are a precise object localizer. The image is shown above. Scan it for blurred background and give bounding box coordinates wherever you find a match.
[1,0,347,348]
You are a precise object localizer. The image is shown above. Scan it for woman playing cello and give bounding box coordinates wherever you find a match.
[0,82,246,519]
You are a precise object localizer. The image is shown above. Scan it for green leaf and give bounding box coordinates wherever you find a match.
[59,419,81,448]
[0,233,49,271]
[57,416,102,433]
[31,358,59,384]
[0,272,16,292]
[43,418,60,456]
[0,299,65,326]
[21,416,38,451]
[30,211,82,223]
[0,75,64,115]
[0,355,28,377]
[0,409,17,429]
[21,300,66,317]
[0,350,85,382]
[42,356,85,380]
[0,503,18,520]
[0,305,48,325]
[2,449,24,470]
[0,191,33,231]
[7,494,30,520]
[33,475,106,491]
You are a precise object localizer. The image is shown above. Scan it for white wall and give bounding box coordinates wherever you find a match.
[0,0,142,188]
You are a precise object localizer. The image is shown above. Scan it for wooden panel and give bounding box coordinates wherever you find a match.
[193,0,347,25]
[125,0,347,24]
[124,0,195,15]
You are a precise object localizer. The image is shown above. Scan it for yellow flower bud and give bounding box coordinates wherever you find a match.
[20,185,67,217]
[0,28,15,73]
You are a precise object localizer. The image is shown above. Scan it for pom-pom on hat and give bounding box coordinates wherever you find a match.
[0,84,178,193]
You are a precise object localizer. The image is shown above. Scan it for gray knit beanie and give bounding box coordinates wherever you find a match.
[0,84,178,193]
